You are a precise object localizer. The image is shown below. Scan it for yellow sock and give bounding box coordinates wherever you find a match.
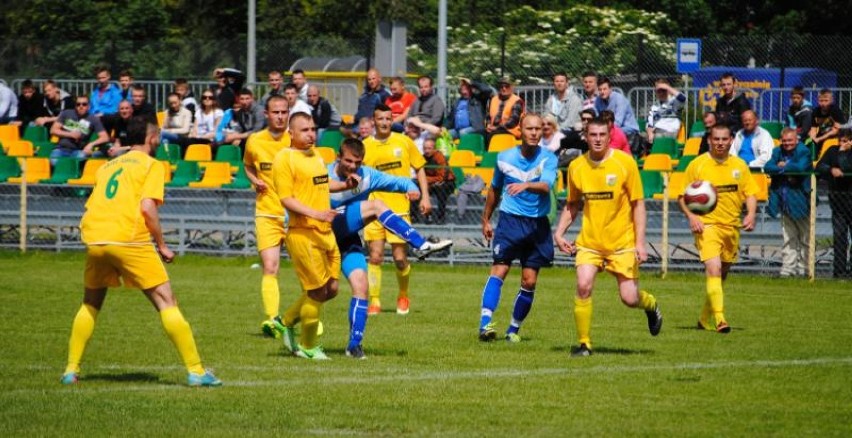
[396,264,411,299]
[574,296,593,348]
[638,290,657,311]
[65,304,98,374]
[159,306,204,375]
[283,291,306,326]
[706,276,725,325]
[368,263,382,305]
[299,297,322,349]
[261,274,280,320]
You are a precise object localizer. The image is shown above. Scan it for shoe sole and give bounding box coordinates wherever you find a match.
[416,241,454,261]
[345,350,368,360]
[717,323,732,334]
[396,308,409,315]
[478,330,497,342]
[646,307,663,336]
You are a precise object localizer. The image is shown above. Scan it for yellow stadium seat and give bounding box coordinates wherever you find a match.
[157,111,166,128]
[184,144,212,162]
[682,137,702,157]
[160,160,172,184]
[188,162,232,188]
[315,146,337,164]
[460,167,494,195]
[67,159,108,185]
[7,158,50,184]
[642,153,673,172]
[0,124,21,146]
[653,171,686,200]
[4,140,35,157]
[676,124,686,144]
[341,114,354,126]
[773,138,781,147]
[752,173,770,202]
[488,134,518,152]
[448,150,476,167]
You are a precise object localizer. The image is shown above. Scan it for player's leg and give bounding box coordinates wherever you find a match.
[360,199,452,258]
[341,245,369,359]
[572,263,598,356]
[703,257,730,333]
[366,238,385,314]
[479,263,510,341]
[506,217,554,342]
[780,215,797,277]
[391,243,411,315]
[293,230,340,359]
[259,245,284,337]
[505,267,538,342]
[614,272,662,337]
[63,287,107,383]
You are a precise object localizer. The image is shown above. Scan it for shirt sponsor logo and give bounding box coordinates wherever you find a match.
[584,191,614,200]
[377,162,402,171]
[732,169,741,179]
[313,174,329,185]
[717,184,738,193]
[394,148,402,158]
[606,174,617,186]
[260,162,272,171]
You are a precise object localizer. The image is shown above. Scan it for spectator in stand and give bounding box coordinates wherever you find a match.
[560,109,595,160]
[786,86,813,145]
[715,72,752,133]
[190,90,223,143]
[816,128,852,279]
[118,70,134,101]
[14,80,43,131]
[260,70,284,108]
[599,110,632,156]
[764,128,812,278]
[356,117,374,140]
[421,137,455,224]
[212,67,246,111]
[291,69,309,102]
[595,76,641,155]
[446,78,490,139]
[161,92,193,145]
[408,75,445,128]
[89,67,122,117]
[174,78,197,119]
[0,80,19,124]
[223,88,265,150]
[129,85,158,125]
[49,95,109,164]
[385,77,416,132]
[539,114,565,153]
[698,111,717,155]
[545,72,583,134]
[579,71,598,111]
[352,68,391,131]
[810,88,847,155]
[486,76,525,142]
[307,84,341,141]
[731,110,774,170]
[106,100,136,157]
[646,78,686,144]
[284,83,312,116]
[35,80,74,131]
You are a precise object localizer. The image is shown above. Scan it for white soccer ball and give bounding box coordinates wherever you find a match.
[683,180,718,216]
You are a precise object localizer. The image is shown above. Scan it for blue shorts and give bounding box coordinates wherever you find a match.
[332,203,368,277]
[491,213,554,269]
[332,202,366,237]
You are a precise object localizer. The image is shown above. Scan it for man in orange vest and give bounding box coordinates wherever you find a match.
[486,76,525,145]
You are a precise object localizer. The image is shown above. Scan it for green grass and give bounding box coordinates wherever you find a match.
[1,250,851,436]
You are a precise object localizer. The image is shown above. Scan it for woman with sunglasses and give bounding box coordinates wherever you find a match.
[539,114,566,153]
[190,92,223,142]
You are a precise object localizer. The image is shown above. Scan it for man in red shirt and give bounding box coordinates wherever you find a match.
[385,77,416,133]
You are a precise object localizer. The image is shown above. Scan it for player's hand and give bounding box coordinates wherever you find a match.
[69,130,82,141]
[344,173,361,189]
[158,245,175,263]
[635,244,648,263]
[407,190,421,201]
[505,182,526,196]
[316,209,339,223]
[419,197,432,215]
[831,167,844,178]
[742,213,756,232]
[255,180,268,194]
[482,220,494,241]
[688,215,704,234]
[81,144,94,156]
[555,235,575,254]
[777,161,786,168]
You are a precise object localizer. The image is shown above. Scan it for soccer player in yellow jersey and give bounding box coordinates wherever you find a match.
[243,95,293,338]
[363,104,432,315]
[554,119,662,357]
[272,113,356,359]
[61,122,221,386]
[679,124,758,334]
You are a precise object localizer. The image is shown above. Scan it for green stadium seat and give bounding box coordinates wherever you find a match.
[676,154,697,171]
[318,130,344,152]
[215,145,242,172]
[457,133,485,156]
[156,142,181,164]
[689,120,705,138]
[23,125,49,143]
[640,170,663,199]
[760,121,783,139]
[451,166,465,189]
[0,155,22,181]
[166,160,201,187]
[35,143,55,158]
[222,164,252,189]
[650,137,678,158]
[40,158,80,184]
[638,118,647,132]
[479,152,498,168]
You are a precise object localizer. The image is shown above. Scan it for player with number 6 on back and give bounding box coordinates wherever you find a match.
[678,124,759,334]
[61,121,221,387]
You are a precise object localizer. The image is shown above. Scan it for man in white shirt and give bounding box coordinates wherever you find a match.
[646,78,686,144]
[731,110,775,170]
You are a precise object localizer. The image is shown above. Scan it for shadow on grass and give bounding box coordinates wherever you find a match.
[84,372,173,384]
[675,325,745,332]
[550,345,655,355]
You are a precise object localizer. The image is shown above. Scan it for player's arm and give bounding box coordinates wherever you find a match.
[281,197,338,223]
[368,167,420,198]
[553,200,580,254]
[329,174,360,193]
[632,199,648,262]
[415,167,432,214]
[678,195,705,234]
[481,185,501,240]
[742,195,757,231]
[141,198,174,262]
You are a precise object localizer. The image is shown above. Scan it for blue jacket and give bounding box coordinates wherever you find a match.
[328,163,418,209]
[764,143,812,219]
[89,83,122,116]
[594,91,640,135]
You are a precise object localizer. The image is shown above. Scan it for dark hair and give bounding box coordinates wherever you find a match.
[131,84,145,93]
[580,108,596,118]
[655,77,670,86]
[390,76,406,86]
[599,110,615,124]
[239,88,254,96]
[94,66,110,75]
[21,79,35,90]
[791,86,805,97]
[819,88,833,96]
[710,123,733,137]
[597,76,612,87]
[582,71,597,79]
[703,111,717,120]
[373,103,392,115]
[553,72,569,80]
[119,69,133,79]
[265,95,288,111]
[721,72,736,81]
[417,75,433,86]
[269,70,282,78]
[586,118,608,131]
[284,83,298,92]
[340,138,366,157]
[838,128,852,140]
[174,78,188,86]
[292,69,305,76]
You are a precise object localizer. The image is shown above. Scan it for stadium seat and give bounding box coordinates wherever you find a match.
[752,173,770,202]
[7,157,51,184]
[184,144,212,162]
[214,145,242,172]
[157,111,166,128]
[479,152,499,168]
[654,171,686,200]
[0,125,20,146]
[167,160,201,187]
[0,155,22,181]
[34,143,55,158]
[341,114,354,126]
[682,137,702,157]
[460,167,493,194]
[457,133,485,156]
[189,162,232,188]
[222,164,252,189]
[488,133,518,152]
[642,153,673,172]
[318,130,344,151]
[676,154,697,171]
[640,170,663,199]
[676,124,686,144]
[23,125,49,144]
[67,159,108,185]
[818,138,839,161]
[689,120,705,138]
[156,142,182,166]
[448,150,476,167]
[760,121,783,139]
[638,118,647,132]
[315,146,337,164]
[5,140,34,157]
[450,166,465,189]
[40,157,80,184]
[650,137,678,158]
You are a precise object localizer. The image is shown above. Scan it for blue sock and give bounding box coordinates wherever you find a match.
[348,297,368,350]
[507,288,535,334]
[378,210,426,248]
[479,276,504,330]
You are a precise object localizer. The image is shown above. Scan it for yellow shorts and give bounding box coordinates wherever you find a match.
[363,213,409,245]
[694,224,740,263]
[84,244,169,290]
[256,216,287,251]
[285,227,340,290]
[575,247,639,279]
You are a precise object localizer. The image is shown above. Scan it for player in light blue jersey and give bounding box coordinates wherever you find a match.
[478,113,558,342]
[328,138,452,358]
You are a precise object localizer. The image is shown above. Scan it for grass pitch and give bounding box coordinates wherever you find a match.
[1,250,850,436]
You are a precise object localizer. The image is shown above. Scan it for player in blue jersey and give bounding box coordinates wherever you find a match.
[327,138,453,358]
[478,113,559,342]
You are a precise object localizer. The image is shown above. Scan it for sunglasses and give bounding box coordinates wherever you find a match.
[202,95,214,100]
[499,84,511,89]
[581,117,593,122]
[76,102,89,107]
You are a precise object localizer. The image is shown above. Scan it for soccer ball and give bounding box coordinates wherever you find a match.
[683,180,717,215]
